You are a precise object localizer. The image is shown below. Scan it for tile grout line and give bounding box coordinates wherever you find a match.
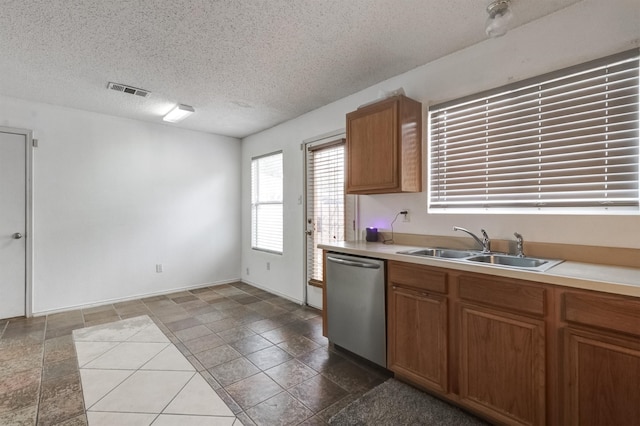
[34,315,47,426]
[75,316,238,424]
[145,302,253,418]
[73,334,88,424]
[154,372,199,421]
[79,366,137,412]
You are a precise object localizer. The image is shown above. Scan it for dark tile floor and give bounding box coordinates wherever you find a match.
[0,282,389,425]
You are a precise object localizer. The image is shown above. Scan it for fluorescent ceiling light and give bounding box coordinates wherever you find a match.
[163,104,195,122]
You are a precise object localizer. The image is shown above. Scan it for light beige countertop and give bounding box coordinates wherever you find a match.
[319,241,640,298]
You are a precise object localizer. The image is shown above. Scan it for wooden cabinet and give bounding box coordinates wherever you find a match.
[559,290,640,426]
[387,261,448,393]
[457,274,547,426]
[346,95,422,194]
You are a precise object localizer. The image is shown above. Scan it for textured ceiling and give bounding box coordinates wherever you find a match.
[0,0,583,138]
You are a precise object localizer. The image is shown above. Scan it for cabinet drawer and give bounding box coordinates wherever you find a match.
[563,291,640,337]
[388,261,447,294]
[458,274,546,316]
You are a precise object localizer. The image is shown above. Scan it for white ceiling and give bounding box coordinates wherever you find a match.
[0,0,583,138]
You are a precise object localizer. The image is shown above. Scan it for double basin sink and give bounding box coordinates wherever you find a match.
[396,248,563,272]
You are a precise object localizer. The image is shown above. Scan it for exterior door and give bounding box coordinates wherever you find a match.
[304,134,356,309]
[0,128,29,319]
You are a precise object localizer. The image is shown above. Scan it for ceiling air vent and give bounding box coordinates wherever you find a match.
[107,82,150,98]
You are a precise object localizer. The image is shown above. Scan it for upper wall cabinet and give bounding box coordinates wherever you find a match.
[346,95,422,194]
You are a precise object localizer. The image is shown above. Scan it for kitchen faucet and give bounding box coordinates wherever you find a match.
[453,226,491,253]
[514,232,525,257]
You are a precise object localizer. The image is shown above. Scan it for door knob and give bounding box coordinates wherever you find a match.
[12,233,23,239]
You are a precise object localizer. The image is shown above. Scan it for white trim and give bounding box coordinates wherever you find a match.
[0,126,33,318]
[31,277,242,316]
[241,278,304,305]
[302,128,346,145]
[303,130,348,308]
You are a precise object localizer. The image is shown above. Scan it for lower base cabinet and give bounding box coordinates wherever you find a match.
[388,285,448,393]
[459,304,546,426]
[457,273,547,426]
[386,261,640,426]
[560,290,640,426]
[387,261,448,393]
[563,328,640,425]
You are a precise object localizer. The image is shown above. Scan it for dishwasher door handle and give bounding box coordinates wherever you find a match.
[326,256,381,269]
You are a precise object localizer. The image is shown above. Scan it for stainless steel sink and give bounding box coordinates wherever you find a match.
[397,247,563,272]
[465,254,564,272]
[396,248,478,259]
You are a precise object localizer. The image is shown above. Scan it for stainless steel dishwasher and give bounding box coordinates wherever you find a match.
[326,252,386,367]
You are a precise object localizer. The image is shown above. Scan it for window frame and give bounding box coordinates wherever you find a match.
[305,138,347,288]
[427,49,640,215]
[251,151,284,254]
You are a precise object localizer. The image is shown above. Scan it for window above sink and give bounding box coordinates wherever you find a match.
[427,49,639,215]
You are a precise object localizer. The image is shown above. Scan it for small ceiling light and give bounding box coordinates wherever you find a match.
[485,0,513,38]
[163,104,195,122]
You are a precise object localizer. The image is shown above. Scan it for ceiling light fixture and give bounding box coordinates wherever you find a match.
[485,0,513,38]
[163,104,195,122]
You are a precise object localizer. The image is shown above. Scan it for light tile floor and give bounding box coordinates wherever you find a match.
[0,281,389,425]
[73,315,238,425]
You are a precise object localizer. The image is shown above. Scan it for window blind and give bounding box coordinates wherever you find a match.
[429,49,639,211]
[251,152,283,253]
[306,140,345,286]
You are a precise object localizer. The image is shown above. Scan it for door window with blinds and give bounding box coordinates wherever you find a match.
[251,151,283,253]
[429,49,639,213]
[305,139,354,287]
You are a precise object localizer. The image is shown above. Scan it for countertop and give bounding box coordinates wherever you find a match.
[319,241,640,298]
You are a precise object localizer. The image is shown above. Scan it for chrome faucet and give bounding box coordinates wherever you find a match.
[453,226,491,253]
[514,232,525,257]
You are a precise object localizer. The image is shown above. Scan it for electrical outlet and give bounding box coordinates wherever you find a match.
[266,262,271,271]
[402,209,410,222]
[156,264,163,273]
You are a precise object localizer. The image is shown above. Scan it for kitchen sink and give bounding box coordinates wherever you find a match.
[397,248,563,272]
[465,254,563,271]
[396,248,478,258]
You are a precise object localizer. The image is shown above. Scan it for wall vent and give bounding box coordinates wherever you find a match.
[107,82,150,98]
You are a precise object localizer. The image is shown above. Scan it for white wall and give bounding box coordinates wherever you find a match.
[241,0,640,302]
[1,95,242,314]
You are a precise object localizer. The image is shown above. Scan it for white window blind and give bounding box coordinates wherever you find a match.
[251,151,283,253]
[306,140,346,286]
[429,49,639,212]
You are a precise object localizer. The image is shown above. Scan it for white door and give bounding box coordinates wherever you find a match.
[304,135,357,309]
[0,129,28,319]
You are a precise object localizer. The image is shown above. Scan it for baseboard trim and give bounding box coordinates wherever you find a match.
[32,277,242,317]
[239,278,304,305]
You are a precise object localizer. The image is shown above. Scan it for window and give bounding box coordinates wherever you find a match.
[305,139,347,287]
[429,49,639,213]
[251,151,283,253]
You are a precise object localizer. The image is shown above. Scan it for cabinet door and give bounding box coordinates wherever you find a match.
[563,328,640,426]
[560,289,640,425]
[388,285,448,393]
[346,101,398,192]
[459,304,546,426]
